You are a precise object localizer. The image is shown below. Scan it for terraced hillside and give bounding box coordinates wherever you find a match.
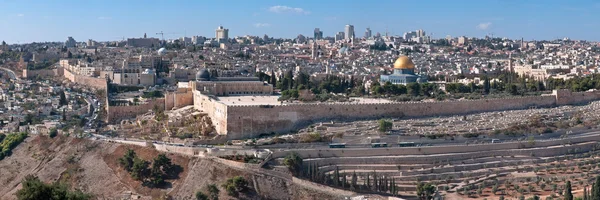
[269,133,600,199]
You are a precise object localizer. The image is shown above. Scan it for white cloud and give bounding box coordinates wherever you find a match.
[98,16,112,20]
[477,22,492,30]
[17,14,24,17]
[268,5,310,14]
[254,23,271,28]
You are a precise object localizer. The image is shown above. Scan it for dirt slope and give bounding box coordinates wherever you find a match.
[0,135,339,200]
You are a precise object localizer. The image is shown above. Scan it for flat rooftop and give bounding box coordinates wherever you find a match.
[213,96,392,106]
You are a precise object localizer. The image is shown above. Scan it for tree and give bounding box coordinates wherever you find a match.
[351,171,358,190]
[283,152,303,176]
[378,119,393,132]
[416,182,436,200]
[593,176,600,200]
[407,83,421,96]
[565,181,573,200]
[221,176,249,197]
[59,91,68,106]
[483,76,491,94]
[149,154,173,186]
[117,149,137,172]
[49,128,58,138]
[131,157,149,181]
[195,191,208,200]
[16,175,92,200]
[509,84,519,95]
[67,51,73,58]
[207,184,220,200]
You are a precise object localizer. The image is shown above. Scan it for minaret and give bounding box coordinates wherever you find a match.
[311,42,317,60]
[509,53,513,73]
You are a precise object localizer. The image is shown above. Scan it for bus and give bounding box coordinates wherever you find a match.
[398,142,417,147]
[371,143,388,148]
[329,143,346,148]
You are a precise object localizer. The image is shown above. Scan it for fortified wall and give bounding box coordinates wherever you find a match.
[22,67,63,79]
[192,89,600,140]
[107,98,165,123]
[193,90,229,135]
[164,88,193,110]
[62,68,108,90]
[23,67,107,91]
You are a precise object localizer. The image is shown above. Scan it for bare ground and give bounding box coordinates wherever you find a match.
[0,135,341,200]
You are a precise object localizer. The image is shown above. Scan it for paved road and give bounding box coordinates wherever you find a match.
[0,67,19,80]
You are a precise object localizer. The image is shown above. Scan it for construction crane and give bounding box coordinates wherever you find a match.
[156,31,165,41]
[156,31,182,41]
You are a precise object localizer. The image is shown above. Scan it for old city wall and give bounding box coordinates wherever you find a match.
[555,89,600,105]
[193,91,229,135]
[62,68,108,90]
[225,95,558,139]
[22,68,62,79]
[164,88,193,110]
[107,98,165,122]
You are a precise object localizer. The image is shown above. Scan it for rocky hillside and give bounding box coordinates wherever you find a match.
[0,135,339,200]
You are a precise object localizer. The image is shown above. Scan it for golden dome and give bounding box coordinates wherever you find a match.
[393,55,415,70]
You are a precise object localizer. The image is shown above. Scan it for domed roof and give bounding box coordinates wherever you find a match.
[158,48,167,55]
[196,69,210,81]
[393,55,415,70]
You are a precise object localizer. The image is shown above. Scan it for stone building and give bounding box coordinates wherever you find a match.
[380,55,427,85]
[190,69,273,96]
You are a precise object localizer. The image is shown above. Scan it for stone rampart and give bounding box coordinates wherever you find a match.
[194,91,229,135]
[225,95,558,139]
[164,88,193,110]
[107,98,165,122]
[22,68,62,79]
[62,67,108,90]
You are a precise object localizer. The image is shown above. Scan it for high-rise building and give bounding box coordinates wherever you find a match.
[458,36,468,45]
[335,32,345,42]
[403,31,417,40]
[215,26,229,43]
[314,28,323,40]
[344,25,355,41]
[65,37,77,48]
[417,29,425,38]
[364,28,372,39]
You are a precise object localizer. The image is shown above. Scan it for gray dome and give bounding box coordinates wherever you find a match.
[196,69,210,81]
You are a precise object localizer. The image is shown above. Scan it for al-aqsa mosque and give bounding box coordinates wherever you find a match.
[380,55,427,85]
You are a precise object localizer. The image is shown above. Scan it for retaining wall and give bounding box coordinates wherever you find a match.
[271,133,600,159]
[107,98,164,122]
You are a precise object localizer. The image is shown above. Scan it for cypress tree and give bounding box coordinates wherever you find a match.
[366,174,371,190]
[565,181,573,200]
[334,166,340,187]
[351,171,357,191]
[342,173,347,188]
[591,176,600,200]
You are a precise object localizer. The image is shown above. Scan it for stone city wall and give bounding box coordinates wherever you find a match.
[62,67,108,90]
[225,95,558,139]
[555,89,600,105]
[107,98,165,122]
[164,88,193,110]
[194,91,229,135]
[22,68,63,79]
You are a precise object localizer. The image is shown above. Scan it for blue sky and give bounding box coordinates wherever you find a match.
[1,0,600,44]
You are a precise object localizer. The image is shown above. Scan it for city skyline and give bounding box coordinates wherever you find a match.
[1,0,600,43]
